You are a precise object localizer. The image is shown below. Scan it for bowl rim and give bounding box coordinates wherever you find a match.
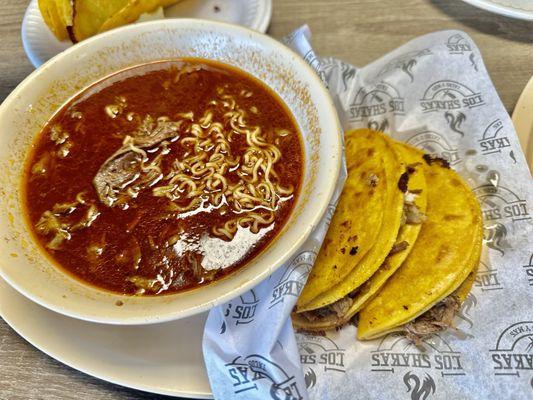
[0,18,342,325]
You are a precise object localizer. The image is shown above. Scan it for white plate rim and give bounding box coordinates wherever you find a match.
[511,75,533,173]
[460,0,533,21]
[0,277,213,399]
[21,0,273,68]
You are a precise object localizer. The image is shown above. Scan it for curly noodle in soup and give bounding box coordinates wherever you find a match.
[24,59,303,295]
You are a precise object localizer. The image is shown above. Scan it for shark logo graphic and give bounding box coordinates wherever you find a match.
[406,130,461,166]
[469,53,478,71]
[478,119,511,156]
[371,333,465,377]
[444,111,466,137]
[510,150,517,164]
[474,260,503,291]
[349,82,405,122]
[304,368,317,389]
[377,49,432,82]
[446,33,473,55]
[523,253,533,287]
[226,354,304,399]
[367,118,389,133]
[483,223,509,256]
[456,292,477,329]
[404,372,436,400]
[420,80,484,113]
[402,59,417,82]
[341,64,357,91]
[220,290,260,333]
[490,321,533,380]
[474,184,530,254]
[270,251,316,308]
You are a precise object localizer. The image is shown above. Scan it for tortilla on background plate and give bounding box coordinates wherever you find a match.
[38,0,182,42]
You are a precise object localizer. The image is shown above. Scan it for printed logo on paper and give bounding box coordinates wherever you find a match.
[478,119,512,156]
[370,333,465,377]
[406,130,461,166]
[225,354,304,399]
[403,371,436,400]
[523,253,533,288]
[455,292,478,331]
[367,118,390,133]
[220,289,260,333]
[474,184,530,255]
[377,49,432,82]
[420,80,484,114]
[296,334,346,389]
[349,82,405,122]
[302,50,327,83]
[445,33,478,71]
[270,251,317,309]
[338,63,357,91]
[489,321,533,382]
[474,260,503,292]
[446,33,473,55]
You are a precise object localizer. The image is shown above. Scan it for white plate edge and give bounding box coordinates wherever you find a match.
[0,276,213,399]
[461,0,533,21]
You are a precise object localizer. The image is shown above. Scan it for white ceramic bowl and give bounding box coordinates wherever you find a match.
[0,19,342,325]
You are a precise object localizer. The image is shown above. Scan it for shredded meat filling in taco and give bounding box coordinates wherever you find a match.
[403,295,461,344]
[299,196,425,324]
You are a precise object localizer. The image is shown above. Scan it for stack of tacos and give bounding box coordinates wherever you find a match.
[292,129,483,342]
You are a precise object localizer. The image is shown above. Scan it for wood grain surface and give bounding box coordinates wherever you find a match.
[1,0,532,399]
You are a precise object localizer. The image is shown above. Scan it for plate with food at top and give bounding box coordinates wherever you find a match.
[23,0,273,67]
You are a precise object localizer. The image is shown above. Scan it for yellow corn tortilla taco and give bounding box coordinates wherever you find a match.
[38,0,69,41]
[357,156,483,340]
[401,259,481,344]
[293,138,427,331]
[295,129,388,309]
[296,129,405,312]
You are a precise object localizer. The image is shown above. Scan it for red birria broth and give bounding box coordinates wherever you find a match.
[23,59,303,295]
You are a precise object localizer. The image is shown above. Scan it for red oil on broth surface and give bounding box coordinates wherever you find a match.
[24,59,303,295]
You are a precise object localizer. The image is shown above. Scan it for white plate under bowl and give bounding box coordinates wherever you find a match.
[0,277,212,399]
[512,75,533,173]
[22,0,273,68]
[460,0,533,20]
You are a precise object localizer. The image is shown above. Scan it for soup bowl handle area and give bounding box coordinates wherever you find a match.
[0,19,342,324]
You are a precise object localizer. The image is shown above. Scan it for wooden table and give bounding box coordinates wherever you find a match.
[1,0,532,399]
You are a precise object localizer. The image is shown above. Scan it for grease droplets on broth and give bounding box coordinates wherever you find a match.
[24,59,303,295]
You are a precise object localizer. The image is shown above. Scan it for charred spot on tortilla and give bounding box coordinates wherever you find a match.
[389,241,409,255]
[422,153,450,168]
[406,164,418,174]
[368,173,379,187]
[398,171,410,192]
